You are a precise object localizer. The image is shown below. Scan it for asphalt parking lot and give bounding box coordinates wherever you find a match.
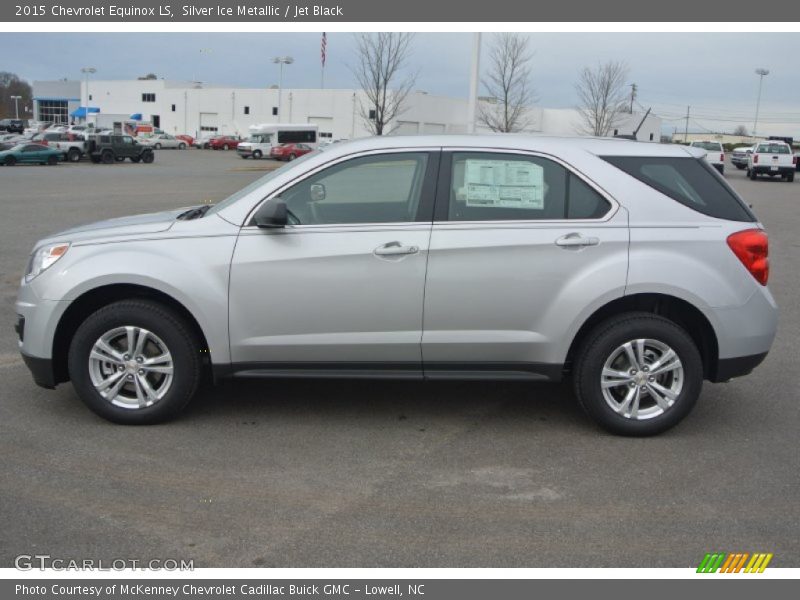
[0,149,798,568]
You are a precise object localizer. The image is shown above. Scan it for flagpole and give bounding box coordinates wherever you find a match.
[320,32,327,90]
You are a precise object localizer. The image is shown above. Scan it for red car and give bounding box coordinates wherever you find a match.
[208,136,240,150]
[176,134,194,146]
[270,143,314,161]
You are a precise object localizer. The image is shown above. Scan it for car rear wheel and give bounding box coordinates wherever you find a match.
[573,313,703,436]
[154,143,162,150]
[288,153,297,161]
[67,148,81,162]
[178,143,186,150]
[67,300,202,424]
[4,156,16,166]
[223,144,229,150]
[749,168,757,180]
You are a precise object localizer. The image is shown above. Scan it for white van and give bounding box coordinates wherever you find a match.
[237,124,319,159]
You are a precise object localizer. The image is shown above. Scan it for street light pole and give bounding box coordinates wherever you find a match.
[10,95,21,119]
[272,56,294,123]
[80,67,96,125]
[753,68,769,139]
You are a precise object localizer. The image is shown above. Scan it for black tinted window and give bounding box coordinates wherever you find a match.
[601,156,755,222]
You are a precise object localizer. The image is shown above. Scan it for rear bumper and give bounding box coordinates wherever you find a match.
[21,353,56,389]
[752,165,794,175]
[712,352,768,383]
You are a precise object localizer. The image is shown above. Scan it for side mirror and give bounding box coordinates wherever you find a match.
[254,198,288,228]
[310,183,326,202]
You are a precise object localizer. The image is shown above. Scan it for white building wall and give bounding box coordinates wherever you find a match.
[34,79,662,142]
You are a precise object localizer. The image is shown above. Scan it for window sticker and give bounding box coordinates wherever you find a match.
[463,160,545,209]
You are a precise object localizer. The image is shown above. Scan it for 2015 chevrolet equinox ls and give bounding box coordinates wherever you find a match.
[16,136,778,435]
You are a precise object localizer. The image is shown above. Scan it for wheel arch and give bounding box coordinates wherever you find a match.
[51,283,211,385]
[565,293,720,381]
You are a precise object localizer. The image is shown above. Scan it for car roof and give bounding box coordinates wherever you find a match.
[316,134,704,160]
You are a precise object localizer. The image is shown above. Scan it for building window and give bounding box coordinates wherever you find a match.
[171,104,176,112]
[649,133,654,141]
[152,115,160,128]
[368,109,376,120]
[613,129,618,136]
[272,107,278,116]
[89,94,92,101]
[244,106,250,115]
[38,99,69,124]
[320,132,332,138]
[142,93,156,102]
[200,126,218,132]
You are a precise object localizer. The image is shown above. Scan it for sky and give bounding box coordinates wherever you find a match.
[3,32,800,137]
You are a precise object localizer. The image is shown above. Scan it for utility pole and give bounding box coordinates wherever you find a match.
[753,68,769,139]
[629,83,637,114]
[467,33,481,134]
[684,105,690,143]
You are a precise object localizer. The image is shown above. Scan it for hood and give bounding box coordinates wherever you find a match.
[42,207,193,244]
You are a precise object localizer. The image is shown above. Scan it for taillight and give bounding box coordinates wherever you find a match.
[720,153,725,162]
[793,156,797,165]
[727,229,769,286]
[753,154,759,164]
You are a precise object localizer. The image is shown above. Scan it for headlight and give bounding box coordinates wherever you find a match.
[25,242,70,282]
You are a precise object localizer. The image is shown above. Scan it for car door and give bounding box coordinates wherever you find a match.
[22,145,42,163]
[228,149,440,375]
[421,150,629,378]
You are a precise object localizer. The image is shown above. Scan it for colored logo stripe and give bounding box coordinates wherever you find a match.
[697,552,773,573]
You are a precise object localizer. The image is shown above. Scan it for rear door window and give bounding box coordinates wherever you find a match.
[601,156,755,222]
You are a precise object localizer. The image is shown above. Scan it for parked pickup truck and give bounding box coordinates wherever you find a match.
[747,141,796,181]
[87,134,155,164]
[51,135,90,162]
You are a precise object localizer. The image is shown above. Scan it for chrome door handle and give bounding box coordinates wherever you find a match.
[374,242,420,256]
[555,233,600,248]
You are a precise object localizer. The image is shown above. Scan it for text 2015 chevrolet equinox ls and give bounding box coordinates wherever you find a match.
[16,136,777,435]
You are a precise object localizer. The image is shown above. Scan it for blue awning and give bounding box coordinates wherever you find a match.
[71,106,100,118]
[129,113,143,121]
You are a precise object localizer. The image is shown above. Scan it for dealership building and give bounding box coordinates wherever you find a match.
[32,78,662,141]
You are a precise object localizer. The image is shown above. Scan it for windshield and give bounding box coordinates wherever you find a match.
[248,133,272,143]
[691,142,722,151]
[205,150,320,216]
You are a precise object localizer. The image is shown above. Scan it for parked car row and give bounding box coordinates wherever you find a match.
[689,139,797,181]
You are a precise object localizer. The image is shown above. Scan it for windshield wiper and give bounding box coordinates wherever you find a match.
[177,205,212,220]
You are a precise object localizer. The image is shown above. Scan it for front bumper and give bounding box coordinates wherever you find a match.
[21,353,56,389]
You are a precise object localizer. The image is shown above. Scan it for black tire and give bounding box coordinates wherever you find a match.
[749,168,757,180]
[288,153,297,161]
[67,148,81,162]
[4,155,16,166]
[178,143,186,150]
[130,156,141,163]
[154,143,162,150]
[67,300,202,425]
[47,155,58,165]
[90,156,100,164]
[735,164,745,170]
[142,151,154,164]
[573,312,703,436]
[787,172,795,182]
[101,151,114,164]
[252,150,262,159]
[223,144,229,150]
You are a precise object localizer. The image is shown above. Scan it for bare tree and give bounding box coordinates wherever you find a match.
[733,124,749,136]
[477,33,537,133]
[351,33,416,135]
[575,61,629,137]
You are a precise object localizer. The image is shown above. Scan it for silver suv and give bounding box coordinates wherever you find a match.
[15,136,777,435]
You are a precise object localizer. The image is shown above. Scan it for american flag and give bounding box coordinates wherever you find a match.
[321,32,327,68]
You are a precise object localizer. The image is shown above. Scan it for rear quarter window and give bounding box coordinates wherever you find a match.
[601,156,755,222]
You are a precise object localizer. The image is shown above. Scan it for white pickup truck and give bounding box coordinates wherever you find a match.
[50,134,91,163]
[747,141,796,182]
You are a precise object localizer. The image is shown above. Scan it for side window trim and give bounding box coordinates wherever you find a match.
[433,149,618,224]
[245,149,442,228]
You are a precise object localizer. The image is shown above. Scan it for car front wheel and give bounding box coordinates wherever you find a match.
[573,313,702,436]
[67,300,202,424]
